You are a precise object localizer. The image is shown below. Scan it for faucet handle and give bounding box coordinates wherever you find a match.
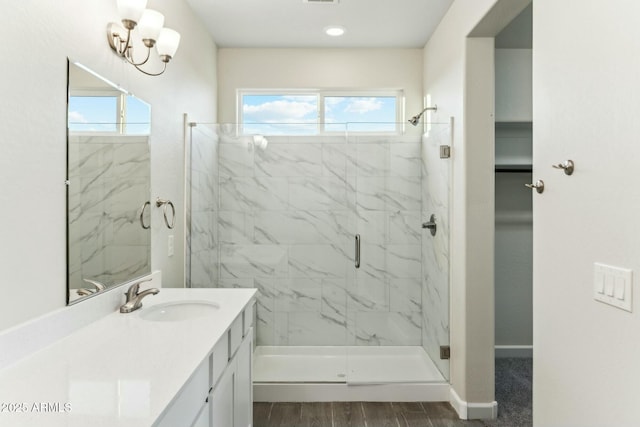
[83,278,105,291]
[134,277,154,286]
[125,283,140,300]
[124,278,153,300]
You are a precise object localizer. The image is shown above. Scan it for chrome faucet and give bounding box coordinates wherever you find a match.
[120,279,159,313]
[76,278,107,296]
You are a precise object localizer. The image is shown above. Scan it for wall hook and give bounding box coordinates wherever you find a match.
[525,180,545,194]
[552,159,574,176]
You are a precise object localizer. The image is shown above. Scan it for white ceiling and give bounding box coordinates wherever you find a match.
[185,0,455,48]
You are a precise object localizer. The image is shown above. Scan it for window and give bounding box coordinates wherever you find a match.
[68,95,119,133]
[323,95,399,133]
[239,90,402,135]
[68,92,150,135]
[241,93,319,135]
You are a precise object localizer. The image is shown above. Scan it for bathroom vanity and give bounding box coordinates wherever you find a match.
[0,287,256,427]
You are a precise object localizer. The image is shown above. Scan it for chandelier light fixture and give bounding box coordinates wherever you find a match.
[107,0,181,76]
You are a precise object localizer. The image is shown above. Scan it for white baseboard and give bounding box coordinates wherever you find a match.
[254,382,450,402]
[495,345,533,358]
[450,388,498,420]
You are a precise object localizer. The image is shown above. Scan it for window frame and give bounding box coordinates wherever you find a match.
[237,89,404,136]
[68,89,151,136]
[68,88,126,134]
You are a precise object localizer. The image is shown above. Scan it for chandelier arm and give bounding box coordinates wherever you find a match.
[123,27,133,56]
[112,27,152,67]
[124,45,152,67]
[133,62,167,77]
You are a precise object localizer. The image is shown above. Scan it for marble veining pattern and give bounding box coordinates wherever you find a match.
[68,135,150,292]
[421,124,451,379]
[188,128,450,362]
[189,124,220,289]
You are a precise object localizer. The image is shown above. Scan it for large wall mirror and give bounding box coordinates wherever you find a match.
[67,60,151,304]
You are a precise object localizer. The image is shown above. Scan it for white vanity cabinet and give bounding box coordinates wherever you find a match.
[210,306,255,427]
[0,288,257,427]
[155,358,210,427]
[155,300,255,427]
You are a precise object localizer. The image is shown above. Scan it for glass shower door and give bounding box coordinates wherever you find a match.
[345,122,451,383]
[203,123,352,384]
[419,121,452,381]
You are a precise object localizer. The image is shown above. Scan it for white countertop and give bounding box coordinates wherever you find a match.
[0,288,256,427]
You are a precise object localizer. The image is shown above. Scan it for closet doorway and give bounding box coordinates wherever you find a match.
[493,3,533,422]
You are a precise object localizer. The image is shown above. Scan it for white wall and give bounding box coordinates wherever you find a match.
[423,0,496,407]
[533,1,640,425]
[217,48,423,123]
[0,1,217,331]
[423,0,530,410]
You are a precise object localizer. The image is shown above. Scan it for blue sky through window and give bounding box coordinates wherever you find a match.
[242,94,318,135]
[241,93,398,134]
[325,96,397,132]
[68,96,118,132]
[68,95,150,134]
[126,96,151,134]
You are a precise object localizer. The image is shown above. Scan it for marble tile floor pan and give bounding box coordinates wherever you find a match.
[254,346,445,384]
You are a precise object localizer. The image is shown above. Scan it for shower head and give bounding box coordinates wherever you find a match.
[408,105,438,126]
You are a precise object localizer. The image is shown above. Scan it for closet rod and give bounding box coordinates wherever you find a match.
[495,166,532,173]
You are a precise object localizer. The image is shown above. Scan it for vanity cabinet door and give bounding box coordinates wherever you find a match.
[234,327,253,427]
[210,361,235,427]
[155,358,210,427]
[192,401,210,427]
[210,303,255,427]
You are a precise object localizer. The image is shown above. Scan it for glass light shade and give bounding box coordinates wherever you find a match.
[156,28,181,58]
[137,9,164,41]
[117,0,148,23]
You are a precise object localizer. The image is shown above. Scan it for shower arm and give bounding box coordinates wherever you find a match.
[408,105,438,126]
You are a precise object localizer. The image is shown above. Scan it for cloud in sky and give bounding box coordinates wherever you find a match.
[344,97,383,114]
[68,111,88,123]
[282,95,317,102]
[243,99,317,123]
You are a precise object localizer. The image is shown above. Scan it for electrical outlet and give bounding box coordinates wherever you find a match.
[168,235,174,257]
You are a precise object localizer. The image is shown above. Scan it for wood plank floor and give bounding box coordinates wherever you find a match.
[253,402,486,427]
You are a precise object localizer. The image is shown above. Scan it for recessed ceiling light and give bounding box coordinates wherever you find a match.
[324,26,345,37]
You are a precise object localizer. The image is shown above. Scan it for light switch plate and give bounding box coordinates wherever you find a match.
[168,235,174,257]
[594,263,632,312]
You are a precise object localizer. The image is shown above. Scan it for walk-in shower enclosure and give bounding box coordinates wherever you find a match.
[185,121,451,397]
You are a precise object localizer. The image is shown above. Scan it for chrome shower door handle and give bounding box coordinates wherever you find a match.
[139,201,151,229]
[355,234,361,269]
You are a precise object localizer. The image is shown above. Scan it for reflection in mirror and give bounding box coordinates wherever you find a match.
[67,60,151,304]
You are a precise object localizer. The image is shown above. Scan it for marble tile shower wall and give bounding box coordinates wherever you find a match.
[421,125,451,379]
[68,135,151,291]
[351,136,423,347]
[216,133,424,348]
[189,125,220,289]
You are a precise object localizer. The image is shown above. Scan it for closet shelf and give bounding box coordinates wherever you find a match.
[495,164,532,173]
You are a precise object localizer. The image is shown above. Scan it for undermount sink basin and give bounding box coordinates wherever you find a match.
[140,300,220,322]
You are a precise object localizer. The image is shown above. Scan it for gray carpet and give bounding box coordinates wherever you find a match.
[484,357,532,427]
